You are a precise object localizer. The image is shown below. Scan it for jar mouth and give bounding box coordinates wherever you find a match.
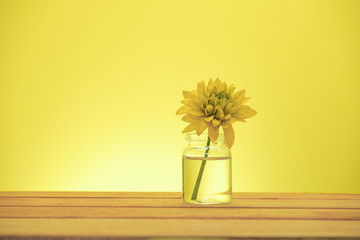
[185,132,224,141]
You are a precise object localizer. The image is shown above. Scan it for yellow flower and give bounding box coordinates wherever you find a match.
[176,78,257,149]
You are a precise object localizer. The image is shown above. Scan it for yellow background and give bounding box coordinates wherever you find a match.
[1,0,359,193]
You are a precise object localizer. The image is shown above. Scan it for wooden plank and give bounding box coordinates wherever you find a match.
[0,192,359,200]
[0,192,181,198]
[0,218,359,238]
[1,197,359,209]
[1,206,359,220]
[233,192,360,200]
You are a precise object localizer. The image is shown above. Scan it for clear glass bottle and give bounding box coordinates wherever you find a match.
[182,133,232,204]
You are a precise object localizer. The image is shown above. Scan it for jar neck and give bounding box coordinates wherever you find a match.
[186,133,226,146]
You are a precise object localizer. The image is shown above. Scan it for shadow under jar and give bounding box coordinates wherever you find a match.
[182,133,232,204]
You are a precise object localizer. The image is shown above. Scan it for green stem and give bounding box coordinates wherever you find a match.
[191,137,211,201]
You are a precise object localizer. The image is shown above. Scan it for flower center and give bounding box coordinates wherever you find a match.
[214,92,229,101]
[207,91,229,107]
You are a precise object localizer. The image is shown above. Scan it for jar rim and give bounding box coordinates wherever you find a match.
[185,132,224,141]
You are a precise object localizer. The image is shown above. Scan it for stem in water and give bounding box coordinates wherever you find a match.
[191,137,211,201]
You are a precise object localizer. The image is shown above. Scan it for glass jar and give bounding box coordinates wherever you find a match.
[182,133,232,204]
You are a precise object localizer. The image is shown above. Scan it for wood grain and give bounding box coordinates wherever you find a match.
[1,191,359,199]
[1,197,360,209]
[1,206,360,220]
[1,218,360,238]
[0,192,359,239]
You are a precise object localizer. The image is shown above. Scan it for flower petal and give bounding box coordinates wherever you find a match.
[204,115,214,122]
[223,124,235,149]
[190,90,199,98]
[182,90,192,99]
[182,113,201,123]
[219,82,227,93]
[176,105,190,115]
[219,100,227,110]
[224,103,232,114]
[214,78,222,92]
[240,108,257,119]
[181,98,203,111]
[198,93,206,106]
[190,109,205,116]
[205,104,214,116]
[220,121,230,128]
[215,108,224,119]
[227,84,235,96]
[182,122,197,133]
[227,116,237,123]
[207,78,214,94]
[232,89,245,101]
[208,124,219,143]
[230,105,250,115]
[212,118,221,127]
[238,97,251,105]
[197,81,206,96]
[223,114,231,120]
[196,120,209,135]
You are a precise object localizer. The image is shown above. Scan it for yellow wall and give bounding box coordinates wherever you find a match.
[1,0,359,193]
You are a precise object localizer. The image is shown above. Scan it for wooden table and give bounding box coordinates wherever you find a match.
[0,192,359,239]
